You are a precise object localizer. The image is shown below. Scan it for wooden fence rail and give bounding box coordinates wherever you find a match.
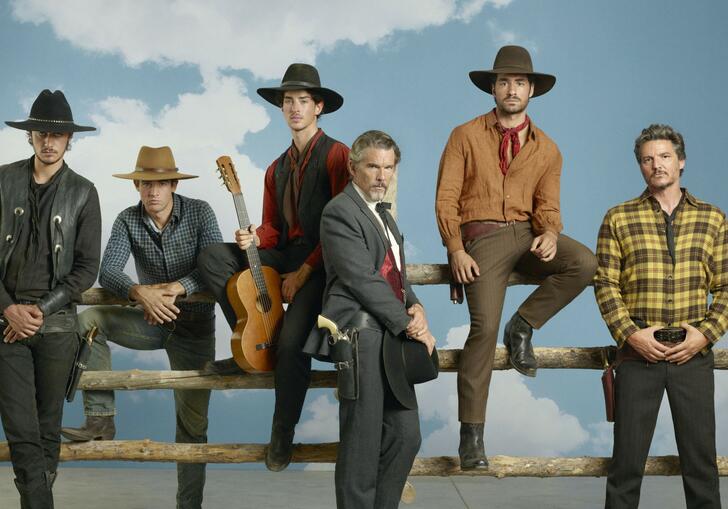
[1,265,722,480]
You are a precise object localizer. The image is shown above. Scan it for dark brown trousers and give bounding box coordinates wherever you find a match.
[459,221,597,423]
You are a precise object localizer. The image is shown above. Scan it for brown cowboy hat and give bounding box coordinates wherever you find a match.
[113,146,198,181]
[469,45,556,97]
[257,63,343,114]
[5,89,95,133]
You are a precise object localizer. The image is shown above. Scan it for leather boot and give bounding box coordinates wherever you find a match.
[61,416,116,442]
[458,423,488,470]
[202,357,244,375]
[503,312,537,377]
[265,423,295,472]
[14,472,54,509]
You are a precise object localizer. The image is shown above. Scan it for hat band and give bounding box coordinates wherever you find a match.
[135,167,179,173]
[279,80,320,89]
[26,117,75,124]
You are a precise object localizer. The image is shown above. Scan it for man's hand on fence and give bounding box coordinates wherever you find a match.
[626,325,667,362]
[130,284,181,325]
[664,323,710,365]
[450,250,480,283]
[3,304,43,342]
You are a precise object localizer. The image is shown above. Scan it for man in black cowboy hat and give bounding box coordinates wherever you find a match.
[60,145,222,509]
[304,129,436,509]
[435,46,597,469]
[0,89,101,508]
[198,63,350,471]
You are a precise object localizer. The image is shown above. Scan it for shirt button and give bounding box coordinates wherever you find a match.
[666,275,673,280]
[667,299,673,304]
[506,195,510,199]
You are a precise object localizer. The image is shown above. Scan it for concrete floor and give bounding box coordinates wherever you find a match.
[1,467,727,508]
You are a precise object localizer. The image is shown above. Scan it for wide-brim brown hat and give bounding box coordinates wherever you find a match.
[383,332,439,410]
[113,146,198,181]
[469,45,556,97]
[257,63,343,114]
[5,89,96,133]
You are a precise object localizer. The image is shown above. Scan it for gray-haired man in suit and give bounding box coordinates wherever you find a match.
[304,130,435,509]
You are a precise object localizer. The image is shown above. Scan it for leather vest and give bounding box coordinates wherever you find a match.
[273,134,338,249]
[0,158,95,287]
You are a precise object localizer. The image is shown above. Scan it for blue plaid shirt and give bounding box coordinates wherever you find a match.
[99,193,222,314]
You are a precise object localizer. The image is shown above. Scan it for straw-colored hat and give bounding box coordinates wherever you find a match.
[113,146,198,181]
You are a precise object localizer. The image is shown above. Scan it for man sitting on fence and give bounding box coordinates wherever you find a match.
[594,124,727,508]
[61,146,222,509]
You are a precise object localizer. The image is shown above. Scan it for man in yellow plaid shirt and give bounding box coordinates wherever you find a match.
[595,123,728,508]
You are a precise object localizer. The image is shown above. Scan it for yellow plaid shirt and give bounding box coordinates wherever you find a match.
[594,189,728,347]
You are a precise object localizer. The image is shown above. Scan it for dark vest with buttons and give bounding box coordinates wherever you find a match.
[0,157,95,286]
[273,133,338,250]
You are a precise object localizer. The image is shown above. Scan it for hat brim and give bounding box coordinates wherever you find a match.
[5,119,96,133]
[383,332,439,410]
[112,170,198,181]
[469,70,556,97]
[257,85,343,114]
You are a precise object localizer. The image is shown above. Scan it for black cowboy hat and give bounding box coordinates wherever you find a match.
[5,89,95,133]
[257,63,343,114]
[383,332,439,409]
[469,45,556,98]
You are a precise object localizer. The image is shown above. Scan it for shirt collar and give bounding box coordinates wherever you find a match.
[638,187,698,209]
[485,109,537,141]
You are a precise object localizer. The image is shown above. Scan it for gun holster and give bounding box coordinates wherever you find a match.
[329,328,359,401]
[65,327,96,403]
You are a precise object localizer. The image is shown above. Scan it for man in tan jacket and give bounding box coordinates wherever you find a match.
[435,45,596,470]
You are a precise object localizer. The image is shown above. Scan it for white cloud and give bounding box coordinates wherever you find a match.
[296,393,339,443]
[11,0,511,79]
[419,324,590,457]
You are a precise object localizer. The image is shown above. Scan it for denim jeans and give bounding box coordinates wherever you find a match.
[0,331,77,487]
[78,306,215,509]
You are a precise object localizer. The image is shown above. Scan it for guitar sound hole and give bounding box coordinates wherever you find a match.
[257,293,272,313]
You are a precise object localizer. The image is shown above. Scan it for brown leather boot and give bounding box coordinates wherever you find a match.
[61,416,116,442]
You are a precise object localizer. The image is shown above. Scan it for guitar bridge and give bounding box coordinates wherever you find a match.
[255,342,274,351]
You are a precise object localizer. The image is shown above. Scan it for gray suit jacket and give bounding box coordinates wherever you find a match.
[303,182,419,360]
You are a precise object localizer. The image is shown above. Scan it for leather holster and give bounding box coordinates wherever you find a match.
[329,328,359,401]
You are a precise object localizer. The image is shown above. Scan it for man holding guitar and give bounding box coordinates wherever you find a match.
[61,146,222,509]
[198,63,349,472]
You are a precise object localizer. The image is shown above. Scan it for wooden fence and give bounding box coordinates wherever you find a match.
[1,263,726,479]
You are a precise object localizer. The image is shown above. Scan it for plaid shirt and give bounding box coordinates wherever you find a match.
[594,189,728,347]
[99,193,222,314]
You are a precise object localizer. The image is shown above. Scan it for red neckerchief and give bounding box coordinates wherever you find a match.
[494,109,530,175]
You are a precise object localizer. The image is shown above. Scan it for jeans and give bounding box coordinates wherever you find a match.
[78,306,215,509]
[0,331,76,487]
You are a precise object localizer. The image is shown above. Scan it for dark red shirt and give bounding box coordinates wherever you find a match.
[257,129,350,269]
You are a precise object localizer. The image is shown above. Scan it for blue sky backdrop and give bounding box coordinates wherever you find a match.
[1,0,727,468]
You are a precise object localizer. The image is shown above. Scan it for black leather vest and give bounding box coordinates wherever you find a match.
[273,134,338,249]
[0,158,95,287]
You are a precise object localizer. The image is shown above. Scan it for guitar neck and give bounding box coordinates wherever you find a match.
[232,193,267,293]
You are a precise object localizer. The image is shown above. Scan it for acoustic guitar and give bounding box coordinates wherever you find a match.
[216,156,284,372]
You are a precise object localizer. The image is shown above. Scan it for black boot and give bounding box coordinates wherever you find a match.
[458,423,488,470]
[14,472,54,509]
[61,415,116,442]
[202,356,244,375]
[503,312,537,377]
[265,423,295,472]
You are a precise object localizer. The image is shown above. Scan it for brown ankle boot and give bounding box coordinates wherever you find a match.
[61,416,116,442]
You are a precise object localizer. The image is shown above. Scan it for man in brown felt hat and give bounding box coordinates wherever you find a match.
[198,62,350,471]
[435,45,597,470]
[60,146,222,509]
[0,89,101,508]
